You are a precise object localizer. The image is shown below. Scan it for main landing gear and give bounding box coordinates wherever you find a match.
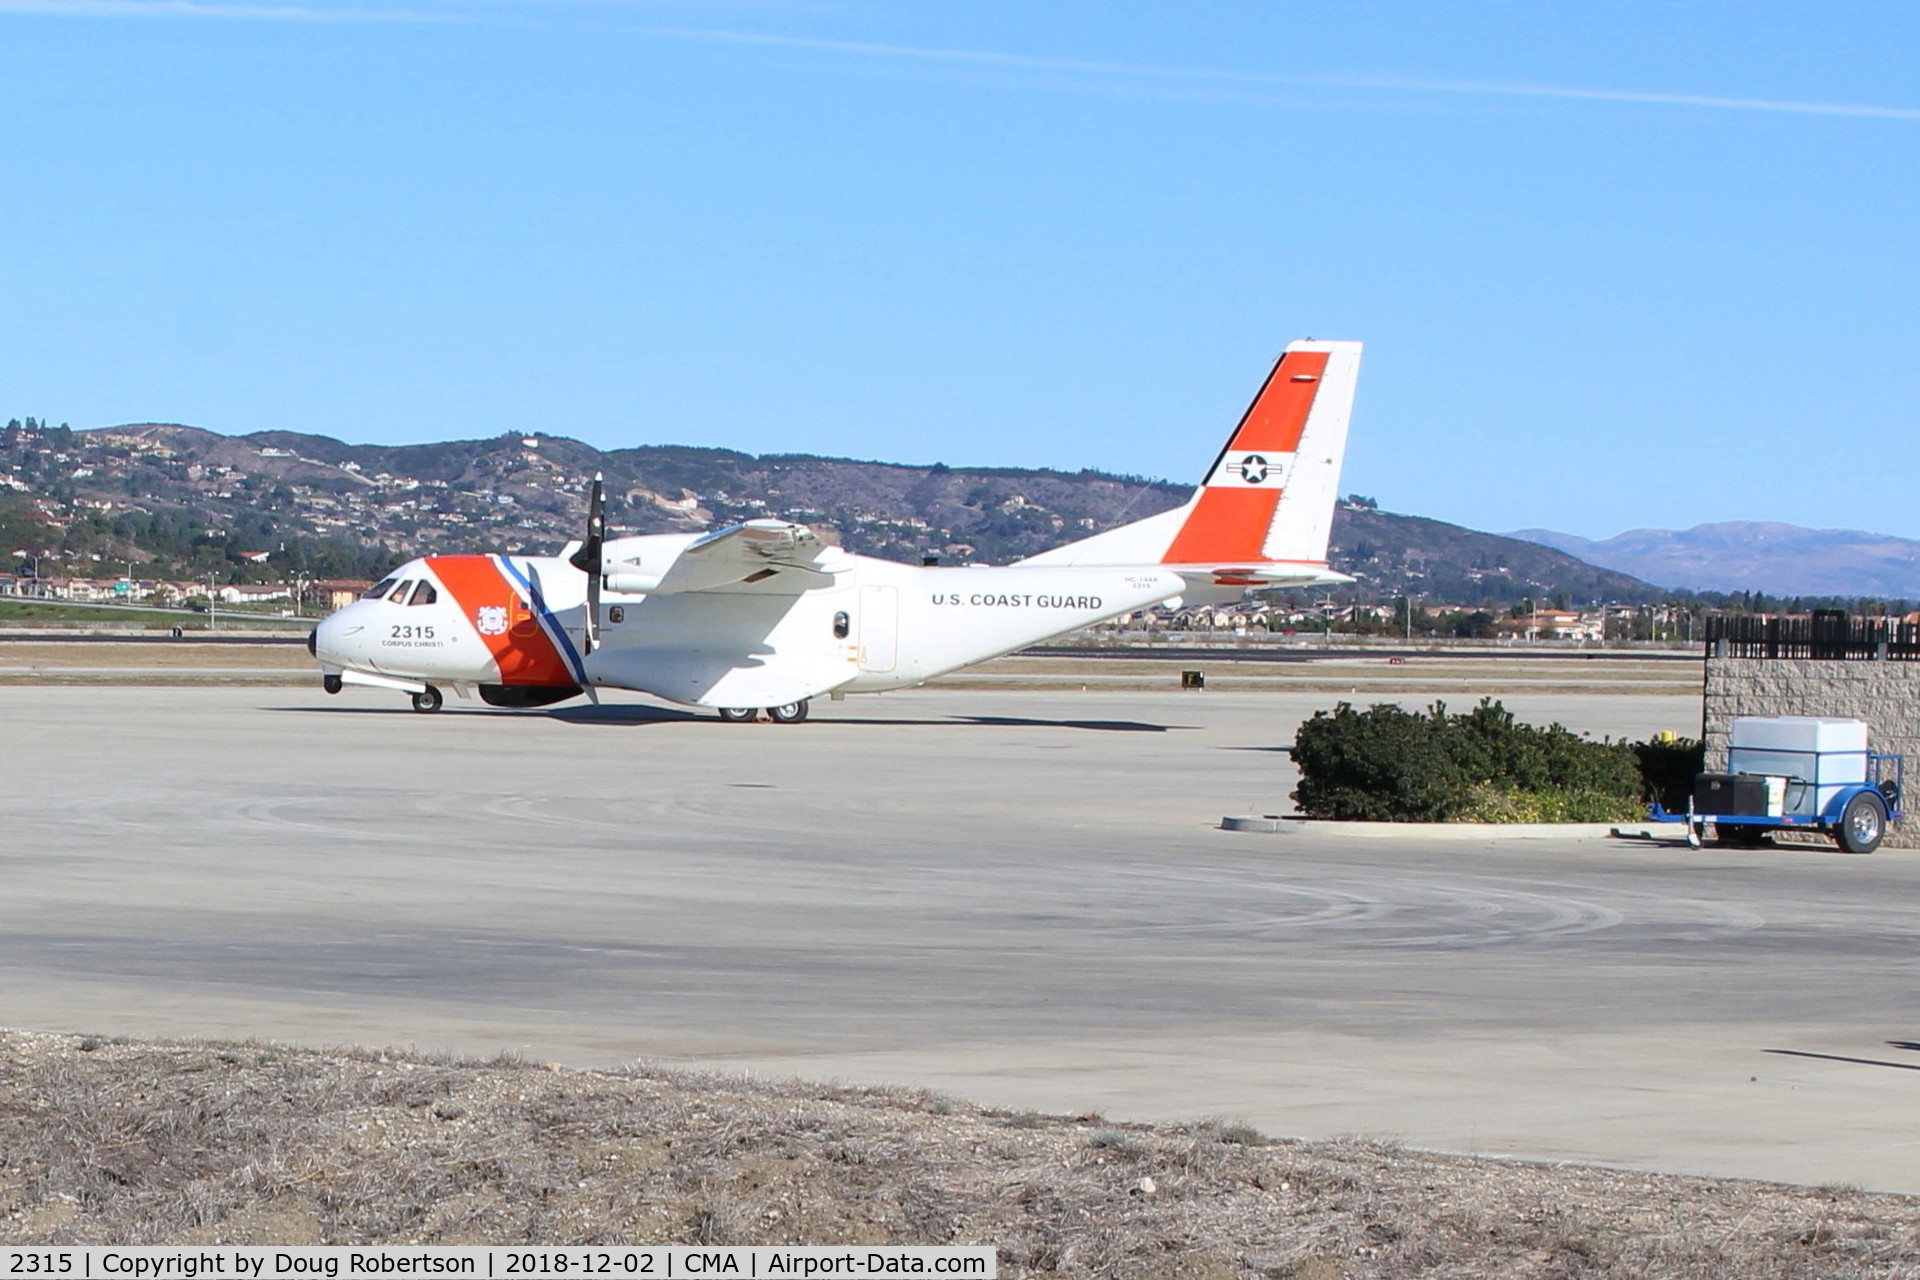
[411,685,444,714]
[718,699,810,724]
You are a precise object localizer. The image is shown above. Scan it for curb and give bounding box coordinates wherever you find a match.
[1221,817,1644,841]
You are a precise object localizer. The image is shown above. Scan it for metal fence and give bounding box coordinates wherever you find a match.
[1704,610,1920,661]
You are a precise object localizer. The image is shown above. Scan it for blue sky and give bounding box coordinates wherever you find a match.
[3,1,1917,539]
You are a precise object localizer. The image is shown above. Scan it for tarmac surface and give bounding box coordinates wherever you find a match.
[4,685,1919,1192]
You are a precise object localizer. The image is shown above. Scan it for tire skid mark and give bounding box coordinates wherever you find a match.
[227,795,433,844]
[1099,868,1394,935]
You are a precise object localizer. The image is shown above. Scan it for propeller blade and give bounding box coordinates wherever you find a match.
[569,472,604,656]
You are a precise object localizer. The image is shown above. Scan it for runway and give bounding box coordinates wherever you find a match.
[4,685,1918,1191]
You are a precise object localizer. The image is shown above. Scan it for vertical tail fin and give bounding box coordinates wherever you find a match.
[1161,340,1360,567]
[1023,339,1360,582]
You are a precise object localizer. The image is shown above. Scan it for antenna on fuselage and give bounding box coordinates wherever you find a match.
[568,472,605,655]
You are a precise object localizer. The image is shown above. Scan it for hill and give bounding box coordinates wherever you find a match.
[1510,522,1920,600]
[1,416,1663,605]
[1332,505,1661,606]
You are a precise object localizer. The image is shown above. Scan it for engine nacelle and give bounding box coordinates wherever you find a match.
[603,568,664,594]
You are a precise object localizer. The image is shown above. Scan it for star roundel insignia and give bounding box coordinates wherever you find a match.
[1238,455,1269,484]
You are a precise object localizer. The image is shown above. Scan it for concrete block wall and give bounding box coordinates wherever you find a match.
[1702,655,1919,848]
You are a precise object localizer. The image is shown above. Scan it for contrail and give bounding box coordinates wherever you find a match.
[644,24,1920,123]
[0,0,463,21]
[1345,74,1920,121]
[10,2,1919,122]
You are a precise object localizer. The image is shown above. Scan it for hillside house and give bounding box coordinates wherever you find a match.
[1494,608,1604,642]
[215,584,292,604]
[314,580,374,612]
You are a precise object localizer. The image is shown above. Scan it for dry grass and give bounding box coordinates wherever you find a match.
[947,656,1701,697]
[0,642,308,669]
[0,642,1703,695]
[2,1032,1917,1276]
[0,640,314,685]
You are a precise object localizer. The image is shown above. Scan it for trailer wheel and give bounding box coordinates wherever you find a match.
[1717,823,1770,847]
[1838,792,1887,854]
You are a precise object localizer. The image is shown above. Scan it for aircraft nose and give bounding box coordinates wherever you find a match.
[312,609,347,665]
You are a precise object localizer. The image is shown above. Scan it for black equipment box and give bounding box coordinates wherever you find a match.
[1693,773,1770,816]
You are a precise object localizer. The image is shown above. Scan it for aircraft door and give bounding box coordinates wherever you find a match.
[858,586,899,673]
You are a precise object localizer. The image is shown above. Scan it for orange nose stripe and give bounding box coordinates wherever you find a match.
[425,554,575,687]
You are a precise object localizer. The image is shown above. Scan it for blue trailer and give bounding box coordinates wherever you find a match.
[1651,715,1903,853]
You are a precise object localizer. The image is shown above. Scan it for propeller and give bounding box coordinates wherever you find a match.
[568,472,604,656]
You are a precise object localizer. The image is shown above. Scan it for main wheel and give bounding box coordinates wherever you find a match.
[718,707,755,722]
[767,699,810,724]
[411,686,444,714]
[1838,792,1887,854]
[1717,823,1770,848]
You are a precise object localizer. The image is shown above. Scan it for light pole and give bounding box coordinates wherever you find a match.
[14,552,41,594]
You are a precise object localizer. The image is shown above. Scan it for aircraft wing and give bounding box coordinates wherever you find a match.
[687,518,828,566]
[604,520,847,595]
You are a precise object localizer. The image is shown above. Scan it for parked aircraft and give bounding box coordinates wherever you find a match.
[309,340,1361,719]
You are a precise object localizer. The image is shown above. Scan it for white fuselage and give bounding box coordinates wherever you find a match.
[311,338,1364,712]
[312,536,1193,709]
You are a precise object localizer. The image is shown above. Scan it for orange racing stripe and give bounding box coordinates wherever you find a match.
[1222,348,1327,453]
[1162,488,1283,564]
[1161,349,1329,564]
[426,555,576,687]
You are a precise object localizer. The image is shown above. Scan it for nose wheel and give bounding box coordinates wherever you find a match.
[411,685,444,714]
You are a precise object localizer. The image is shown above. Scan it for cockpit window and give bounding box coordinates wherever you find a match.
[387,579,414,603]
[364,578,397,600]
[408,581,439,607]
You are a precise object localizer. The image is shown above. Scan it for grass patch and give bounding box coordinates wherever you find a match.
[2,1028,1918,1273]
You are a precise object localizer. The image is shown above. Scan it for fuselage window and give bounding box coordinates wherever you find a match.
[387,579,414,603]
[608,605,625,624]
[408,581,439,607]
[833,611,850,639]
[364,578,397,600]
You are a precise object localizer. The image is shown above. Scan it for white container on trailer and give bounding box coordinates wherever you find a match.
[1727,716,1869,817]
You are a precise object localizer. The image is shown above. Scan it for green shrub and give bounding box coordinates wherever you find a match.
[1292,698,1670,823]
[1457,783,1645,824]
[1291,702,1472,822]
[1633,737,1706,811]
